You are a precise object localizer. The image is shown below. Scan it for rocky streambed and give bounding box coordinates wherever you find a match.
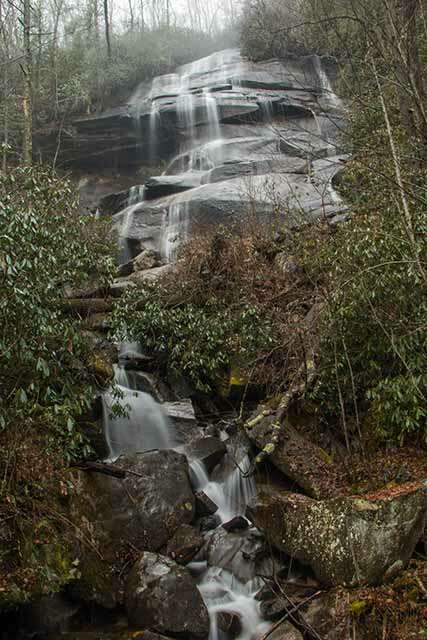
[4,48,426,640]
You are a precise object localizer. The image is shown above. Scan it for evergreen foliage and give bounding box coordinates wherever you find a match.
[0,166,114,601]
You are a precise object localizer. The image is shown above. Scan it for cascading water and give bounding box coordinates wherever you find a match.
[127,185,146,206]
[258,96,274,122]
[313,55,342,110]
[177,92,196,135]
[103,341,267,639]
[188,451,267,640]
[102,364,176,460]
[199,569,269,640]
[117,208,134,264]
[190,455,255,524]
[204,89,222,141]
[162,196,191,262]
[149,100,160,162]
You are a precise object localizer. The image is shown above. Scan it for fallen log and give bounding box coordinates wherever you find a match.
[70,461,126,479]
[61,298,114,315]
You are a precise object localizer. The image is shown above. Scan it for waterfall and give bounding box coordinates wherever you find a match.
[117,208,134,264]
[177,92,196,135]
[102,366,176,460]
[105,352,265,640]
[149,100,160,162]
[127,185,146,206]
[189,454,265,640]
[313,56,342,109]
[199,569,269,640]
[190,456,256,524]
[161,196,191,262]
[204,90,221,140]
[258,96,274,122]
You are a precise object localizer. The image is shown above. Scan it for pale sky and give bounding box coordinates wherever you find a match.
[113,0,243,32]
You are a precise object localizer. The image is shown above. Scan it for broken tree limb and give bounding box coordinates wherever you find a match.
[244,351,316,473]
[259,590,323,640]
[60,298,114,315]
[70,461,126,478]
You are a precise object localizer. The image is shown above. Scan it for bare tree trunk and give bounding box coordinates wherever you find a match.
[22,0,32,165]
[0,1,9,172]
[128,0,135,29]
[165,0,170,28]
[139,0,145,30]
[103,0,112,59]
[51,0,64,119]
[93,0,100,41]
[3,64,8,173]
[390,0,427,140]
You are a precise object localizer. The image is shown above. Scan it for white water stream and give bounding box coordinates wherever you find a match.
[102,353,267,639]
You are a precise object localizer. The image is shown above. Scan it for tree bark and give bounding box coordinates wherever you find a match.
[128,0,135,29]
[392,0,427,140]
[22,0,32,165]
[103,0,112,59]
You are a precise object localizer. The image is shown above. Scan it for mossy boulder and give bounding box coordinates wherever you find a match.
[69,451,195,608]
[247,481,427,587]
[245,411,340,498]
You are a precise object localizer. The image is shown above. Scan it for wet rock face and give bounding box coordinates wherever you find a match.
[205,526,280,585]
[70,450,195,607]
[125,552,210,638]
[247,482,427,587]
[104,48,347,262]
[186,436,227,473]
[195,491,219,517]
[166,524,204,565]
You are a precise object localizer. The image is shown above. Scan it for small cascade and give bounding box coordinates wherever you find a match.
[177,92,196,135]
[204,89,222,140]
[189,146,215,172]
[104,337,267,640]
[313,56,342,110]
[102,366,176,460]
[161,196,191,262]
[258,96,274,122]
[199,569,269,640]
[190,455,256,524]
[189,450,265,640]
[117,208,134,264]
[127,185,146,206]
[149,100,160,162]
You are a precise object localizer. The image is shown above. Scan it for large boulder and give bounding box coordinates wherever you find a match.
[166,524,204,565]
[247,482,427,587]
[20,594,82,636]
[70,451,195,607]
[205,526,280,585]
[125,552,210,638]
[163,400,204,445]
[186,436,227,472]
[245,411,340,499]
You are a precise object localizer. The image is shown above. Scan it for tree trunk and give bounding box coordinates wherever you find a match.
[0,1,9,173]
[392,0,427,140]
[103,0,112,59]
[22,0,32,165]
[165,0,170,28]
[139,0,145,30]
[3,55,8,173]
[128,0,135,29]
